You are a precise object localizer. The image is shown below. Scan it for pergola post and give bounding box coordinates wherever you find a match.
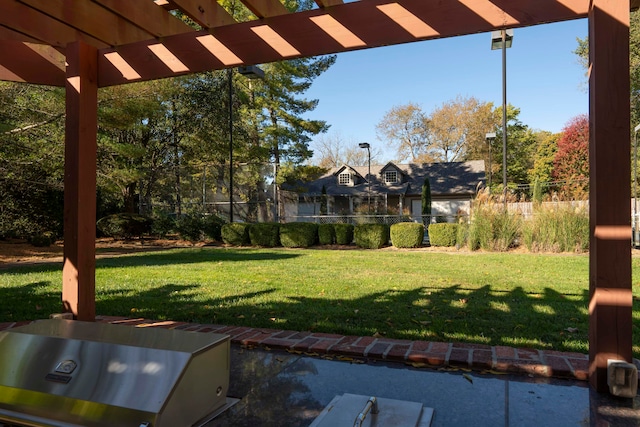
[588,0,633,391]
[62,40,98,322]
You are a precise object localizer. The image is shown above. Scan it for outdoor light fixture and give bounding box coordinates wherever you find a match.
[490,29,513,50]
[491,29,513,206]
[485,132,496,189]
[238,65,265,80]
[229,64,264,223]
[359,142,371,213]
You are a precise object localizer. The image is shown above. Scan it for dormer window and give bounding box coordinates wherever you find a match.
[384,170,398,184]
[338,172,351,185]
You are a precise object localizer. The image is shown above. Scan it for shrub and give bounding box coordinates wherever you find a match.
[280,222,318,248]
[249,223,280,247]
[456,218,469,248]
[354,223,390,249]
[29,231,56,247]
[468,206,521,251]
[221,223,250,246]
[97,213,152,239]
[522,205,589,252]
[390,223,424,248]
[175,215,203,241]
[334,223,354,245]
[318,223,336,245]
[428,223,458,247]
[151,214,175,238]
[202,214,226,241]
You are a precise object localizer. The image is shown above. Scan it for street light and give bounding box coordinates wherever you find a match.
[228,65,264,223]
[634,124,640,247]
[359,142,371,213]
[485,132,496,189]
[491,29,513,206]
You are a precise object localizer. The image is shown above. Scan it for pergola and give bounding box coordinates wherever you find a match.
[0,0,635,392]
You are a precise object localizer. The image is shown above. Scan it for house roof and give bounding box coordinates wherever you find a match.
[297,160,485,197]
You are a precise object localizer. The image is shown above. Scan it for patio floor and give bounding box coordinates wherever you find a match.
[1,316,639,426]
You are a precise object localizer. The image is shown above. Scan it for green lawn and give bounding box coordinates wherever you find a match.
[2,247,639,358]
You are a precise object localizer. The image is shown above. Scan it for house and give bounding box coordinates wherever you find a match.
[286,160,485,222]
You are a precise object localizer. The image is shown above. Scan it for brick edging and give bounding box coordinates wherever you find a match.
[92,316,590,381]
[0,317,590,381]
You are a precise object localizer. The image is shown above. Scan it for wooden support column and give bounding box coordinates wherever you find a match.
[588,0,632,391]
[62,41,98,321]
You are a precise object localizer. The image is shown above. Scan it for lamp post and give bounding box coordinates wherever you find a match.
[228,65,264,223]
[485,132,496,189]
[491,29,513,206]
[634,124,640,247]
[359,142,371,213]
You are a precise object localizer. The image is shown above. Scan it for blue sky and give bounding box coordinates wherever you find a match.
[304,18,588,164]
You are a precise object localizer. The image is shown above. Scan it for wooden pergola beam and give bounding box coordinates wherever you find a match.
[62,40,98,322]
[97,0,590,87]
[588,0,632,392]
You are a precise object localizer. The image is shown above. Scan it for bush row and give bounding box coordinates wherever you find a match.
[221,222,427,249]
[426,204,590,253]
[97,212,226,242]
[88,206,590,254]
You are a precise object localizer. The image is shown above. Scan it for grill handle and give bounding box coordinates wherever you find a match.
[353,396,379,427]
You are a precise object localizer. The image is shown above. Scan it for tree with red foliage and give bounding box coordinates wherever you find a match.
[552,114,589,199]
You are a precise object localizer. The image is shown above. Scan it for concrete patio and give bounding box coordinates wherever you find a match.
[2,316,637,426]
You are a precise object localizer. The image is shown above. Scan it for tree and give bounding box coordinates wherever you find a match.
[528,130,559,196]
[313,132,382,167]
[426,96,497,162]
[421,176,432,225]
[488,104,536,195]
[553,114,589,199]
[375,103,429,162]
[575,10,640,124]
[0,82,66,238]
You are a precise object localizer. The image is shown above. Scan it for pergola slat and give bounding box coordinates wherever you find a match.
[314,0,344,8]
[0,24,42,44]
[0,42,65,86]
[92,0,195,38]
[170,0,237,29]
[0,0,108,48]
[241,0,290,18]
[19,0,156,46]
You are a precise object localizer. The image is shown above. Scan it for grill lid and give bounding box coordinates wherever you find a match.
[0,319,230,427]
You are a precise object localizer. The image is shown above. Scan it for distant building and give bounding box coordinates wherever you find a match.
[284,160,485,222]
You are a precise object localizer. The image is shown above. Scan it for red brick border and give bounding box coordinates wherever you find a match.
[0,316,592,381]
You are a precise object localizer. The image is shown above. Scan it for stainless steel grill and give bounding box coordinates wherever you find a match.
[0,319,230,427]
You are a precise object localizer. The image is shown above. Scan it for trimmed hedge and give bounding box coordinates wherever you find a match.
[334,223,354,245]
[249,223,280,247]
[29,231,56,247]
[354,223,390,249]
[318,223,336,245]
[221,223,250,246]
[280,222,318,248]
[428,223,458,247]
[151,214,175,237]
[175,215,203,241]
[390,222,424,248]
[97,213,152,239]
[202,214,226,241]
